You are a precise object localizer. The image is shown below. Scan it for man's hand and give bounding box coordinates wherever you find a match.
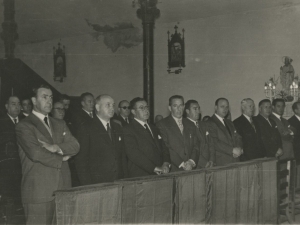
[233,147,243,158]
[38,139,63,155]
[275,148,283,157]
[154,167,163,175]
[161,162,170,174]
[62,156,71,161]
[205,161,214,168]
[183,161,193,171]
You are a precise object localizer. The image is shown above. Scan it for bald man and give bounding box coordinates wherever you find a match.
[75,95,127,185]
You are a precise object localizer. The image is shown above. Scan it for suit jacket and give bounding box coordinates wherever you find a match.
[288,115,300,160]
[115,115,130,127]
[233,115,265,161]
[70,108,94,138]
[156,115,199,172]
[206,114,243,166]
[16,113,79,204]
[253,114,282,158]
[188,120,214,168]
[0,114,22,200]
[75,116,127,185]
[19,113,27,120]
[123,119,170,177]
[270,113,294,160]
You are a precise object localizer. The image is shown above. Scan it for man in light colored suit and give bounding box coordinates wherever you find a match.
[184,99,214,168]
[156,95,199,172]
[16,85,79,225]
[206,98,243,166]
[270,98,294,160]
[123,97,170,177]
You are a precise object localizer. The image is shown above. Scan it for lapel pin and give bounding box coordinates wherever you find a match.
[158,135,162,139]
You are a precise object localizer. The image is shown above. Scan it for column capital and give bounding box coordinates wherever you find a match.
[136,0,160,23]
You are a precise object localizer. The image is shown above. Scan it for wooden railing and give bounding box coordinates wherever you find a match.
[55,158,278,224]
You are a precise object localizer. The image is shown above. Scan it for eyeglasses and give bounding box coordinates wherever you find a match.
[53,108,65,111]
[136,106,149,111]
[121,106,130,110]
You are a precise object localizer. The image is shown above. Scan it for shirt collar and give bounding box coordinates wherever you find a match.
[214,113,225,125]
[134,118,147,127]
[243,114,251,122]
[96,115,110,130]
[295,114,300,122]
[82,108,92,115]
[187,117,197,126]
[172,115,182,123]
[272,112,281,120]
[121,115,128,121]
[23,112,29,117]
[7,113,18,124]
[32,110,48,121]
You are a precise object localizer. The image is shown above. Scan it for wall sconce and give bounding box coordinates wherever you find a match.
[53,42,66,82]
[290,81,299,101]
[167,25,185,74]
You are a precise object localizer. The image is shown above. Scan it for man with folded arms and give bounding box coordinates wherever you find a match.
[206,98,243,166]
[156,95,198,172]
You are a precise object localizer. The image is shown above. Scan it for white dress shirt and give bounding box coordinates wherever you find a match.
[96,115,110,130]
[272,112,281,120]
[187,117,197,126]
[296,114,300,122]
[32,110,52,136]
[214,113,225,126]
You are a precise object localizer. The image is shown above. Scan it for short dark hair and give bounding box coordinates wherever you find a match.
[184,100,198,112]
[130,97,146,109]
[80,92,93,102]
[6,96,20,104]
[215,98,228,106]
[169,95,184,106]
[258,99,271,107]
[58,94,70,102]
[118,100,129,108]
[32,84,51,98]
[292,101,300,112]
[272,98,285,106]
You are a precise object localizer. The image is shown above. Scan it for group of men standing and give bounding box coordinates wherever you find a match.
[1,84,300,224]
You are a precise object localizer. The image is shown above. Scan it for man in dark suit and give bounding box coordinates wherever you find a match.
[16,85,79,225]
[233,98,265,161]
[0,96,22,210]
[156,95,198,172]
[270,98,294,160]
[206,98,243,166]
[288,102,300,161]
[115,100,131,127]
[123,97,170,178]
[75,94,127,185]
[19,98,33,120]
[253,99,283,158]
[184,99,214,168]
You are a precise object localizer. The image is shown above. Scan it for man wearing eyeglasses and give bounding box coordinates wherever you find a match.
[156,95,199,172]
[75,94,127,185]
[115,100,131,127]
[123,97,171,177]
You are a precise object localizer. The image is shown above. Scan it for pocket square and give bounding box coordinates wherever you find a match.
[158,135,162,139]
[63,132,66,136]
[119,137,122,141]
[206,131,209,135]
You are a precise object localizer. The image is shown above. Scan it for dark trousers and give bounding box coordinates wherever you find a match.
[23,200,56,225]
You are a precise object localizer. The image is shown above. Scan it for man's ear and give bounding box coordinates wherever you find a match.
[31,97,36,106]
[5,104,8,111]
[214,105,217,112]
[168,106,171,112]
[131,109,136,116]
[95,103,100,112]
[185,109,189,116]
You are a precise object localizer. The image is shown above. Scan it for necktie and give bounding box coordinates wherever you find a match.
[178,119,184,134]
[107,123,112,140]
[195,121,199,128]
[144,124,153,139]
[13,119,17,124]
[44,117,49,127]
[223,119,232,137]
[266,118,272,127]
[89,112,93,118]
[249,117,256,132]
[125,118,129,124]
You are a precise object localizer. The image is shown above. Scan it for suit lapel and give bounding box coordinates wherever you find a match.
[132,120,156,147]
[49,117,60,144]
[241,115,256,133]
[94,117,112,144]
[168,115,184,141]
[211,114,231,140]
[29,114,53,144]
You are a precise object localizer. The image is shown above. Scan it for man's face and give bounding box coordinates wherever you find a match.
[272,101,285,116]
[96,96,115,120]
[5,97,21,118]
[215,99,229,118]
[242,100,255,117]
[62,99,70,110]
[259,102,272,118]
[51,102,65,120]
[132,100,149,122]
[169,98,184,119]
[32,88,53,115]
[82,95,94,112]
[21,99,33,114]
[186,103,200,121]
[119,101,130,117]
